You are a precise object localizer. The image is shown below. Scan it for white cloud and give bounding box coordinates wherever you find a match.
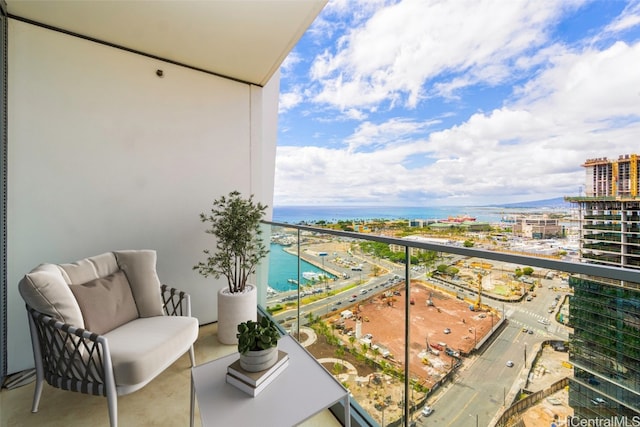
[275,1,640,206]
[279,89,304,114]
[344,118,438,152]
[602,0,640,34]
[310,0,581,111]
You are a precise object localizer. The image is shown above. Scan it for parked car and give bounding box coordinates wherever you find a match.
[443,328,451,334]
[506,360,514,367]
[421,406,433,416]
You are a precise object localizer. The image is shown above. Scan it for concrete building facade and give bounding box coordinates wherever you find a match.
[512,215,564,239]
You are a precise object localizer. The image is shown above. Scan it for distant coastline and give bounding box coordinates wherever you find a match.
[272,202,571,225]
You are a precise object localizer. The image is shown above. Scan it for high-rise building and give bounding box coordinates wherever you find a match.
[565,154,640,419]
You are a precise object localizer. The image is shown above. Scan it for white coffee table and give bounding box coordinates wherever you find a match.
[190,334,350,426]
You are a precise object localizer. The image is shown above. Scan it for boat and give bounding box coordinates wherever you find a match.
[267,286,278,296]
[302,271,327,281]
[270,234,297,246]
[302,272,319,280]
[438,215,476,223]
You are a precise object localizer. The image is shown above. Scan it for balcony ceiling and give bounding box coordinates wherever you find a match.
[7,0,327,86]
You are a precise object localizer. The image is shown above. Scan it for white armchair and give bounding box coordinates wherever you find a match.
[18,250,199,427]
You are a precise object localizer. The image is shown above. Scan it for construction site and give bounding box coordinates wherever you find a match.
[329,279,500,387]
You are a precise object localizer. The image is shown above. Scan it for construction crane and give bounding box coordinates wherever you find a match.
[470,273,483,311]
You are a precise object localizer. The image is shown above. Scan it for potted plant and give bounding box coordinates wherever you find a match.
[236,317,281,372]
[194,190,269,344]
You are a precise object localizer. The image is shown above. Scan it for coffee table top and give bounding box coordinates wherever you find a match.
[192,334,349,426]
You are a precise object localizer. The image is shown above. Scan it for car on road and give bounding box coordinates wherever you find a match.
[421,406,433,416]
[538,319,550,325]
[522,327,528,333]
[506,360,514,367]
[528,329,533,334]
[348,298,356,302]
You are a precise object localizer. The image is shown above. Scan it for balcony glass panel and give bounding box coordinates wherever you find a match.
[257,221,640,426]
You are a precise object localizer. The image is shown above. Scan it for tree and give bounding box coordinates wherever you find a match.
[446,266,459,276]
[372,264,382,277]
[436,264,449,273]
[523,267,534,276]
[463,239,474,247]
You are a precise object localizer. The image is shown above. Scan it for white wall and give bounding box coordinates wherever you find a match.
[7,20,277,373]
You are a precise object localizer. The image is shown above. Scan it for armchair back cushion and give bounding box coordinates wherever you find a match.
[19,250,164,333]
[18,263,85,328]
[113,250,163,317]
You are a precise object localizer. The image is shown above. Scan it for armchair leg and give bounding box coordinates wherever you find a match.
[31,374,43,413]
[189,345,195,367]
[107,391,118,427]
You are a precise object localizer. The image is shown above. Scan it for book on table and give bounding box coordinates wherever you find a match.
[226,350,289,396]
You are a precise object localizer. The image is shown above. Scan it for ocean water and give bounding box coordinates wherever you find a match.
[267,243,333,292]
[272,205,507,224]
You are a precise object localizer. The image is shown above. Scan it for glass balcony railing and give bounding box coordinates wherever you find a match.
[258,220,640,427]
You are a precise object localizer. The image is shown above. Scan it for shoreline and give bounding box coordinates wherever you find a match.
[282,245,344,278]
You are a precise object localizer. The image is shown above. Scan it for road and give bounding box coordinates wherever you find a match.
[416,278,570,427]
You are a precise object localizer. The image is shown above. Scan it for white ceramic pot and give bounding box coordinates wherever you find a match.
[239,346,278,372]
[217,284,257,345]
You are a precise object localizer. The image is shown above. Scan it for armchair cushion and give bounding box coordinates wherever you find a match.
[18,263,85,328]
[114,250,163,317]
[70,270,139,335]
[105,316,199,385]
[58,252,119,285]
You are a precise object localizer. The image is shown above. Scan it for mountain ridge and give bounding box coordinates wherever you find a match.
[486,197,571,209]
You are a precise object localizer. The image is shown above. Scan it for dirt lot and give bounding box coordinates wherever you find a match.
[520,345,573,426]
[334,281,499,386]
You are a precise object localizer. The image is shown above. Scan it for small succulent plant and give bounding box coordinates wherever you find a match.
[236,317,281,355]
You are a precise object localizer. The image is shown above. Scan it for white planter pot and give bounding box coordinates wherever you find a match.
[239,346,278,372]
[217,284,257,345]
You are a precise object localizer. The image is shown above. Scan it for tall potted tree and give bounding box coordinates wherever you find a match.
[194,191,269,344]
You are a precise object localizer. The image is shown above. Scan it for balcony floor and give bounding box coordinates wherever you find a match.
[1,323,341,427]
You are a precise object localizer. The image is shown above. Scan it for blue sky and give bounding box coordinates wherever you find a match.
[274,0,640,207]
